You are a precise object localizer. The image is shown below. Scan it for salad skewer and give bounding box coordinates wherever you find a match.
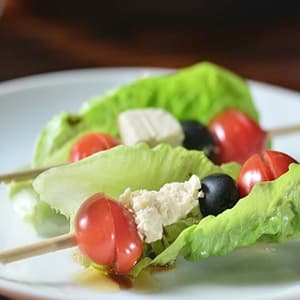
[0,148,298,270]
[0,193,144,274]
[1,122,300,183]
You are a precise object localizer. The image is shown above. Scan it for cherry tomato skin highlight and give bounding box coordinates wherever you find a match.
[74,193,143,274]
[237,150,298,197]
[208,108,267,164]
[69,132,119,162]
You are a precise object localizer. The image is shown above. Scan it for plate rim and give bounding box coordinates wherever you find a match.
[1,66,300,98]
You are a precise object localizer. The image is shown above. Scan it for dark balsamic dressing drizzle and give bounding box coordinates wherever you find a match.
[74,263,176,292]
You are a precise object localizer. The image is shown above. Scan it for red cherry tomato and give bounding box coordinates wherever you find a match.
[75,193,116,266]
[237,150,298,197]
[69,132,119,162]
[74,193,143,274]
[208,108,267,164]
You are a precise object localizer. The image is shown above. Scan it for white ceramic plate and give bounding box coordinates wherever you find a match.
[0,68,300,300]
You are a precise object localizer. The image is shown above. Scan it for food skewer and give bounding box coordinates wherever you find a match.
[1,123,300,184]
[0,146,298,270]
[0,193,143,274]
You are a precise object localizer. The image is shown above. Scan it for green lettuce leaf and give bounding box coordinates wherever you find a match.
[33,143,224,219]
[131,163,300,276]
[220,161,241,179]
[9,181,69,237]
[33,62,257,167]
[32,201,69,237]
[9,180,38,222]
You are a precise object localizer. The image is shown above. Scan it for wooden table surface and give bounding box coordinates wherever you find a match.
[0,1,300,299]
[1,1,300,90]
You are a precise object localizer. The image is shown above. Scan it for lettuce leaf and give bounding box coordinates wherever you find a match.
[131,163,300,276]
[9,181,69,237]
[33,62,257,167]
[33,143,224,219]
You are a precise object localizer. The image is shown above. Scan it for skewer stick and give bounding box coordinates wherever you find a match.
[0,124,300,184]
[0,233,76,264]
[267,124,300,139]
[0,164,64,183]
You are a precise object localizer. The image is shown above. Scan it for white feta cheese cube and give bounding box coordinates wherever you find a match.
[117,108,184,147]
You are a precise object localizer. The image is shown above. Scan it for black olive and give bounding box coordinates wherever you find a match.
[199,173,240,216]
[181,120,216,159]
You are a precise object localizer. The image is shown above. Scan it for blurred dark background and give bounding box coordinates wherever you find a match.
[1,0,300,90]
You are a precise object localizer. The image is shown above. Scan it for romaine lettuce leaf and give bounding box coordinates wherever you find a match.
[9,181,69,237]
[33,143,224,219]
[33,62,257,167]
[9,180,37,221]
[32,201,69,237]
[132,163,300,276]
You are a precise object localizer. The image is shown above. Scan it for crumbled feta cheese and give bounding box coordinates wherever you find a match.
[119,175,202,243]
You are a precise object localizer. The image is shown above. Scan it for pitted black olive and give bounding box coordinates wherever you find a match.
[181,120,216,159]
[199,173,240,216]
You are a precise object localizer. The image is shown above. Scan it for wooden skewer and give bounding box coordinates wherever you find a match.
[0,124,299,184]
[0,164,64,183]
[267,124,300,139]
[0,233,76,264]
